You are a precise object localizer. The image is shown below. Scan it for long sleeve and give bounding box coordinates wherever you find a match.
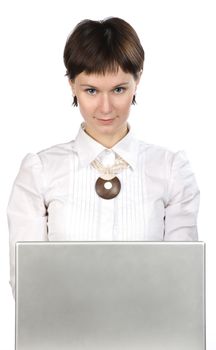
[7,153,48,297]
[164,151,200,241]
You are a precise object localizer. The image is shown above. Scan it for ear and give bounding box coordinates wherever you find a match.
[134,70,143,92]
[68,78,75,96]
[136,70,143,85]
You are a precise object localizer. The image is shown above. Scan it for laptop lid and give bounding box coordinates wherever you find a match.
[15,242,205,350]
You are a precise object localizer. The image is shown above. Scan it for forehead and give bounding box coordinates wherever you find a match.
[75,67,135,87]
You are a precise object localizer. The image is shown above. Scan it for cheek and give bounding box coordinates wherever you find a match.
[77,96,95,116]
[117,96,133,112]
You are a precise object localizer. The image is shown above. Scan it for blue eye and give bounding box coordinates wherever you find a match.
[114,87,126,94]
[86,88,96,95]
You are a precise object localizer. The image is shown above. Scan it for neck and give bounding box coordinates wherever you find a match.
[83,126,129,148]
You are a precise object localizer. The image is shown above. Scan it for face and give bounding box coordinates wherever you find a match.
[69,67,140,147]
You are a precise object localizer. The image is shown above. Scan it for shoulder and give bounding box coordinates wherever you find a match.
[37,140,76,158]
[19,140,76,175]
[34,140,76,166]
[137,139,182,163]
[136,139,190,178]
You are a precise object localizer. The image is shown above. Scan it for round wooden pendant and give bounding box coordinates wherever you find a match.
[95,176,121,199]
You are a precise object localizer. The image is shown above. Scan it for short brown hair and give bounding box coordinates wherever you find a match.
[63,17,144,81]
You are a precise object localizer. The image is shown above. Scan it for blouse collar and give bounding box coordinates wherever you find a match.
[74,123,140,170]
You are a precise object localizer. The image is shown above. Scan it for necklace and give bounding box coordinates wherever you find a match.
[91,154,128,200]
[95,176,121,199]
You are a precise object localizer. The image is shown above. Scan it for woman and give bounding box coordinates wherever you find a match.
[7,17,200,297]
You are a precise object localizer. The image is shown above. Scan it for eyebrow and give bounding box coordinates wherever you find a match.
[79,82,130,89]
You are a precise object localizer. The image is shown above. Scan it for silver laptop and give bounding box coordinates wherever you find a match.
[15,242,205,350]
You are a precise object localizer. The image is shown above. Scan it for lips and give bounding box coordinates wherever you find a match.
[97,118,113,121]
[96,118,115,125]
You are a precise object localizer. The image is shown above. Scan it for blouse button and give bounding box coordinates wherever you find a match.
[100,149,116,167]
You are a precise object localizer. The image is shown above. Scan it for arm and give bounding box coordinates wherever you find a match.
[164,151,200,241]
[7,153,48,298]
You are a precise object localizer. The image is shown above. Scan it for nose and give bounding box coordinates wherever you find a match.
[99,93,113,115]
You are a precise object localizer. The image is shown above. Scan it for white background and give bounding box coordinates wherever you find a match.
[0,0,215,348]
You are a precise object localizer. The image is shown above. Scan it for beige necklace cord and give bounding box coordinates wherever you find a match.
[91,154,129,180]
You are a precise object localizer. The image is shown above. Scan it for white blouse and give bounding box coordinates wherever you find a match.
[7,124,200,295]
